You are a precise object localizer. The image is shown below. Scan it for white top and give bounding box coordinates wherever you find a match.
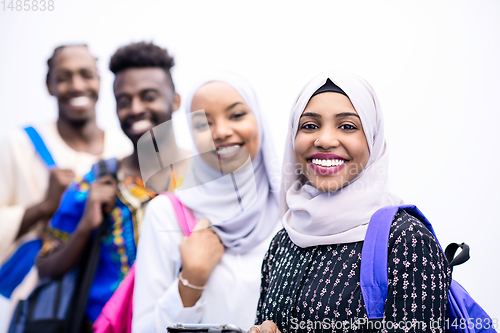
[132,194,280,333]
[0,122,132,305]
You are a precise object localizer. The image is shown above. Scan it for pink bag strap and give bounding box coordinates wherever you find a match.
[161,192,197,236]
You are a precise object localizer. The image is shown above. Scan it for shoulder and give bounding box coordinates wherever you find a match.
[0,124,57,175]
[142,194,182,233]
[1,122,64,158]
[389,210,436,243]
[264,228,289,260]
[271,228,289,246]
[1,126,34,154]
[388,209,446,262]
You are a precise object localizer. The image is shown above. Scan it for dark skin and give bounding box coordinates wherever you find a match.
[16,46,104,240]
[37,67,183,278]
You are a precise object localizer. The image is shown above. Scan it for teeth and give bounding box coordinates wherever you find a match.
[131,120,153,131]
[217,145,240,155]
[69,96,90,107]
[311,159,346,167]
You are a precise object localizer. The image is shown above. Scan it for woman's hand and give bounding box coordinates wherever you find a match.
[179,218,224,285]
[248,321,281,333]
[178,218,224,307]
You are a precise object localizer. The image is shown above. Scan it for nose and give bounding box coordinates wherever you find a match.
[70,74,86,92]
[130,97,146,116]
[314,129,340,149]
[211,118,233,142]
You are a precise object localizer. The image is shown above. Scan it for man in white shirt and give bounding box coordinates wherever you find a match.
[0,44,132,317]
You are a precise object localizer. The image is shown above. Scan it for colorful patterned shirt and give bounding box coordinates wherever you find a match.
[39,159,186,322]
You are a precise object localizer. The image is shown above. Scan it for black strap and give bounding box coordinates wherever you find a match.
[445,242,470,272]
[53,276,64,317]
[67,160,113,332]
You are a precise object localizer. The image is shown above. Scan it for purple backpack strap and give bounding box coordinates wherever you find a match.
[361,205,496,332]
[360,204,438,319]
[161,192,197,237]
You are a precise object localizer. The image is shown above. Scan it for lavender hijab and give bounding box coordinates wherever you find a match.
[281,71,402,248]
[176,73,280,254]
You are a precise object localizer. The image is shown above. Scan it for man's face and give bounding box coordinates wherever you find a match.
[46,46,100,125]
[113,67,180,145]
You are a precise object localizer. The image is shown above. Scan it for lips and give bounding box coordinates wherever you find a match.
[215,144,243,159]
[131,119,153,132]
[307,153,348,175]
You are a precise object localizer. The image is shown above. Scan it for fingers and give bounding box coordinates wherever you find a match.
[260,321,281,333]
[90,188,116,202]
[248,325,261,333]
[96,174,117,186]
[88,176,118,215]
[103,197,117,214]
[193,218,211,231]
[50,168,76,187]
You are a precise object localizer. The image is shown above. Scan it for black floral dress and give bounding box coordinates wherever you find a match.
[256,210,451,332]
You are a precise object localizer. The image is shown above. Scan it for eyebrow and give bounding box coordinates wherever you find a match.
[56,66,94,73]
[225,102,244,112]
[115,88,158,98]
[192,112,205,118]
[300,112,321,119]
[300,111,360,119]
[140,88,159,95]
[335,112,360,119]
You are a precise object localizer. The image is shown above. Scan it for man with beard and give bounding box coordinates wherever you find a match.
[35,41,188,328]
[0,44,132,308]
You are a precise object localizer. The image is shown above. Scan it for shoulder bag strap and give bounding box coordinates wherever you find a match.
[24,126,57,169]
[67,160,113,332]
[161,192,197,237]
[360,204,423,319]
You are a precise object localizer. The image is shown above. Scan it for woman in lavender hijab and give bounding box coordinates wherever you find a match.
[251,71,451,333]
[133,73,281,332]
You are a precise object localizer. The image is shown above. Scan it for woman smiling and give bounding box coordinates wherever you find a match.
[251,71,451,333]
[132,73,281,332]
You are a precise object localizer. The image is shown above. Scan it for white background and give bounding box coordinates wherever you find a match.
[1,0,499,326]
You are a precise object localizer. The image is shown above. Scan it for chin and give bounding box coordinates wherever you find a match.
[67,117,91,128]
[308,178,345,193]
[63,108,93,123]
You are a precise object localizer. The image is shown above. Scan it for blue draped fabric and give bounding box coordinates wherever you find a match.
[0,239,42,298]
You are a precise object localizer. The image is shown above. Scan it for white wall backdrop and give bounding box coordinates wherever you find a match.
[1,0,499,325]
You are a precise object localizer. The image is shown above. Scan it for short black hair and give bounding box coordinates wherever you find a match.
[46,44,96,82]
[109,41,175,90]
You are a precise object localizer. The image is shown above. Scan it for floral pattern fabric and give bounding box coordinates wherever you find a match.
[256,210,451,332]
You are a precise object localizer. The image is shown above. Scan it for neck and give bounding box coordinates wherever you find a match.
[57,114,100,141]
[126,149,141,170]
[120,142,144,179]
[56,111,104,155]
[121,132,184,180]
